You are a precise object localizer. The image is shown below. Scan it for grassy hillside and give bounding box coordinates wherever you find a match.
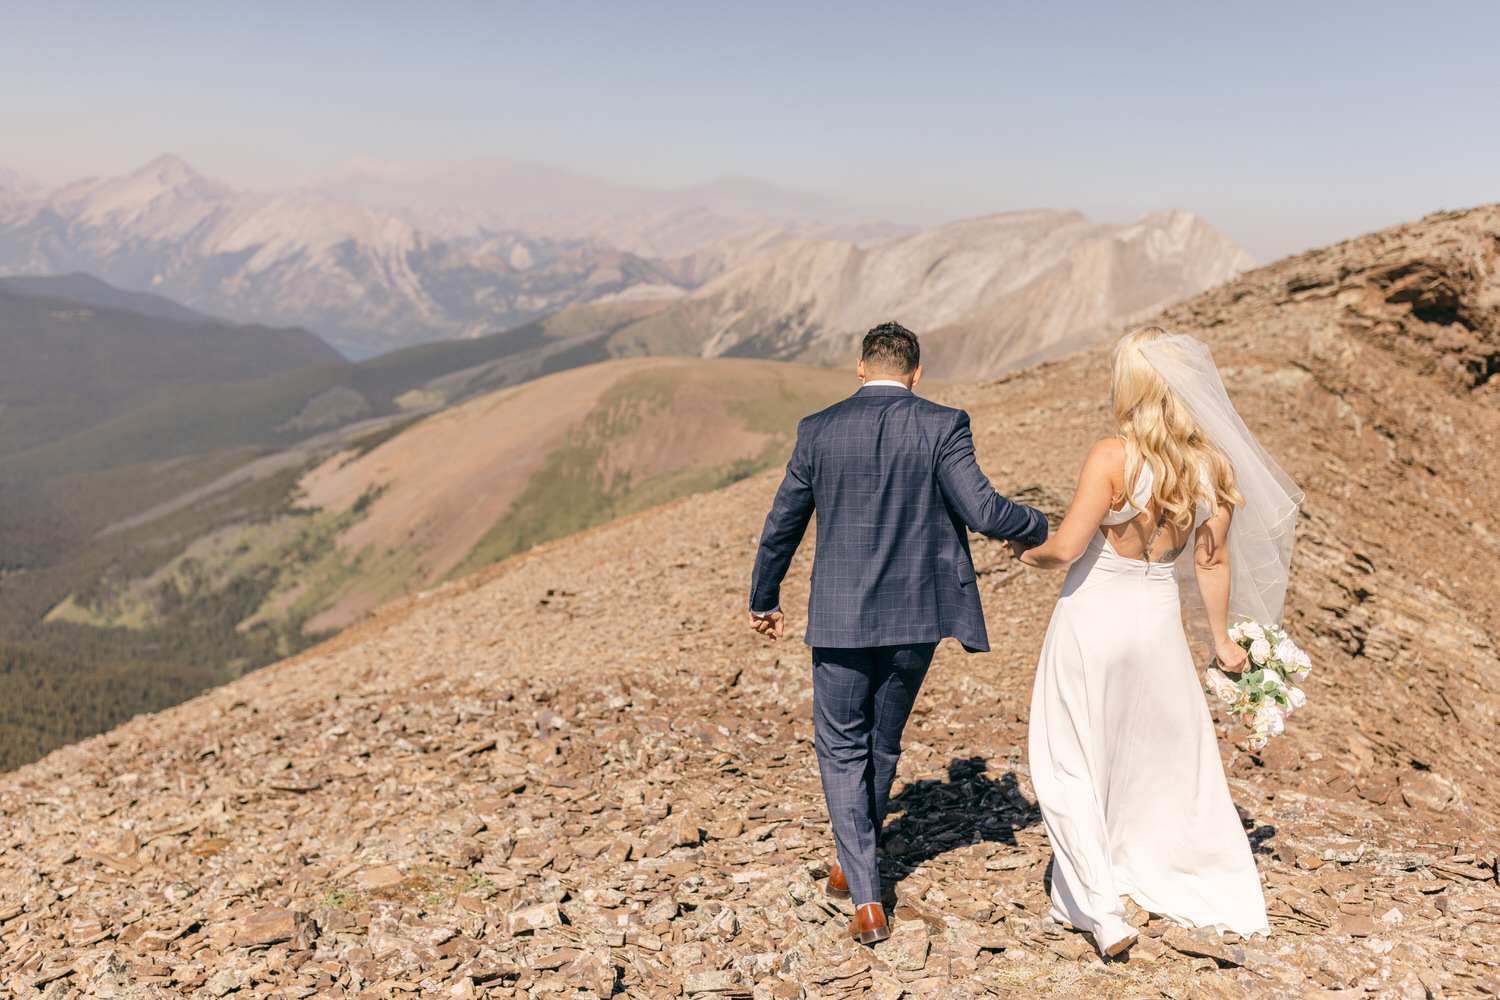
[444,358,852,581]
[0,277,824,771]
[0,272,223,324]
[0,453,306,768]
[55,358,851,639]
[1,298,672,477]
[0,285,341,457]
[0,349,848,769]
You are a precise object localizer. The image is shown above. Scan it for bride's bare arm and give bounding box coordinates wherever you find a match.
[1018,439,1119,569]
[1194,504,1249,670]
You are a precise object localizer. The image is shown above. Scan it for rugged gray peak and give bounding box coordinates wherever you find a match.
[0,158,688,353]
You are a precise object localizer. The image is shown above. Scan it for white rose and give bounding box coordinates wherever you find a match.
[1282,686,1307,717]
[1227,623,1245,642]
[1250,638,1272,663]
[1253,702,1285,739]
[1274,638,1301,665]
[1242,622,1265,640]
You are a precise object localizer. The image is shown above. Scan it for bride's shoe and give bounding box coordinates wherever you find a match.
[1103,931,1138,958]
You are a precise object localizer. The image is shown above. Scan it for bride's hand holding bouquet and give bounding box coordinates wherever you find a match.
[1206,620,1314,751]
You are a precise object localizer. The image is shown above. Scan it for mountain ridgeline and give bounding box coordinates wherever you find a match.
[614,209,1254,378]
[0,155,1252,360]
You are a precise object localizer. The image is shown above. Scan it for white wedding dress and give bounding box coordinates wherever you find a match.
[1027,464,1269,946]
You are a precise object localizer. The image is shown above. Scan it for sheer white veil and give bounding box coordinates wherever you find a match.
[1138,334,1304,630]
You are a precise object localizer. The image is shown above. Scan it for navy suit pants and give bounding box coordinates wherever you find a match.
[811,642,936,907]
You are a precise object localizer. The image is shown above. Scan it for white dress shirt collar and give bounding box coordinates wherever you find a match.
[861,379,911,390]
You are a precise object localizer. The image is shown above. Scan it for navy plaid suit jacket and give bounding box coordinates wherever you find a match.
[749,384,1048,652]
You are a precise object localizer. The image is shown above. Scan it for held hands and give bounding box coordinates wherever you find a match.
[749,610,785,642]
[1213,635,1249,672]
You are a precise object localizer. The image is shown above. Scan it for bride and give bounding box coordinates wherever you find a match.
[1015,326,1301,954]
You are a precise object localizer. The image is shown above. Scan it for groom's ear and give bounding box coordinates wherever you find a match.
[856,357,867,382]
[910,364,923,389]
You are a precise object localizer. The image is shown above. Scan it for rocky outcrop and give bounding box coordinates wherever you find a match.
[1,207,1498,999]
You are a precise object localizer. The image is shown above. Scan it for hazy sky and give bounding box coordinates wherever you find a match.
[2,1,1496,261]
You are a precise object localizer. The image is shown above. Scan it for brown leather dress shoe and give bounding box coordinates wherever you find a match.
[825,863,850,900]
[847,903,890,945]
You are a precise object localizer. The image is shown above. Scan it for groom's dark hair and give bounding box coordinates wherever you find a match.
[861,321,920,374]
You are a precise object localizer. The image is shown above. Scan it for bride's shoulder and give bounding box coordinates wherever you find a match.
[1085,437,1126,467]
[1081,437,1128,487]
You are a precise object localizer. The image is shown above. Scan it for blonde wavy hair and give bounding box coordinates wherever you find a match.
[1111,326,1244,529]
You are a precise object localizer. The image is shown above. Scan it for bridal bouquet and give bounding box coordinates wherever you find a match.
[1204,620,1313,751]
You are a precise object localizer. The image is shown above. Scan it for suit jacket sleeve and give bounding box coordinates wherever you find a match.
[936,409,1049,545]
[749,417,816,614]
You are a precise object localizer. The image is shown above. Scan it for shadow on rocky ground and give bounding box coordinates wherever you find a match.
[880,757,1041,896]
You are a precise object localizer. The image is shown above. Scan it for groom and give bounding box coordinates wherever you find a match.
[749,322,1048,944]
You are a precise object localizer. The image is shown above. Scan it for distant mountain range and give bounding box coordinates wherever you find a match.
[0,156,691,354]
[0,168,39,200]
[607,208,1256,377]
[0,156,1254,363]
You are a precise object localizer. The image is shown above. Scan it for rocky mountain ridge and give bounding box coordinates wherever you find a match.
[0,157,1247,365]
[0,157,684,354]
[616,208,1255,378]
[1,206,1496,1000]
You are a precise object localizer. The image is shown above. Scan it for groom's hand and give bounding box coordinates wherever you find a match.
[749,610,785,642]
[1007,539,1030,560]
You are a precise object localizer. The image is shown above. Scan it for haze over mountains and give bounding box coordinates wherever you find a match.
[0,155,1253,366]
[307,154,902,237]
